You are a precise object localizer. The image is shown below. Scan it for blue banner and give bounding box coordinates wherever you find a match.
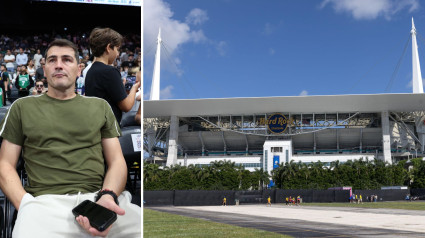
[273,155,280,169]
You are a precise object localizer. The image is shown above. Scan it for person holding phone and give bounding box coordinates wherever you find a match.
[0,39,140,237]
[85,27,140,123]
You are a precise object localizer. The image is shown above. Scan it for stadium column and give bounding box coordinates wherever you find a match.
[166,115,179,167]
[381,111,392,164]
[415,117,425,153]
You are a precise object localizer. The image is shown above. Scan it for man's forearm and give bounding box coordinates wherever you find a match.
[0,161,27,209]
[102,159,127,196]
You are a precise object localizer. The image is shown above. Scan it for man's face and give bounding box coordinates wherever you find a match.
[40,58,46,65]
[35,82,44,93]
[44,46,81,91]
[20,66,27,74]
[6,50,11,55]
[19,48,23,54]
[0,66,5,72]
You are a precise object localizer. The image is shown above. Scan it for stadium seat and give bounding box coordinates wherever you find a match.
[118,126,141,194]
[120,111,139,128]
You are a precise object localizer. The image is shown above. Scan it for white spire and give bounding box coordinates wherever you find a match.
[411,17,424,93]
[150,28,162,100]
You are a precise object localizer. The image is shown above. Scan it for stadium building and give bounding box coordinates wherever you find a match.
[144,20,425,174]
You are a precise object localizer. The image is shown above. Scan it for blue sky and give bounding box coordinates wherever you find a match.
[143,0,425,100]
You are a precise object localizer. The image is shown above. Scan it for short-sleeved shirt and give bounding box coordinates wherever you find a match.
[0,94,121,196]
[85,62,127,123]
[4,54,15,69]
[16,53,28,66]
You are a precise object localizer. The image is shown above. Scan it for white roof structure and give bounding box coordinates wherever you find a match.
[144,93,425,118]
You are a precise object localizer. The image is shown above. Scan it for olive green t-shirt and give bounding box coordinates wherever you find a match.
[0,94,121,196]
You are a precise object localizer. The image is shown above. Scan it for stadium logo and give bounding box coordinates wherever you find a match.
[267,113,289,134]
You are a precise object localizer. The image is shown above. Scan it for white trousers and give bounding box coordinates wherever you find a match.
[13,191,141,238]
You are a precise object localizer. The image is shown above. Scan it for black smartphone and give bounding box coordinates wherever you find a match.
[72,200,117,232]
[125,76,136,90]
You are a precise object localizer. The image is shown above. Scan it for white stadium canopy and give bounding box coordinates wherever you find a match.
[144,93,425,118]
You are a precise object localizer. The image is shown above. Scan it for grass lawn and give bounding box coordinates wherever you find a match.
[144,208,291,238]
[300,201,425,210]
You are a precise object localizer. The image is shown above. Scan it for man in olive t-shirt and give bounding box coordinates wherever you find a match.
[0,39,140,238]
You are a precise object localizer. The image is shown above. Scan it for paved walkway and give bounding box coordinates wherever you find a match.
[150,204,425,237]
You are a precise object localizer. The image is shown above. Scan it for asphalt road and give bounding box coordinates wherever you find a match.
[148,204,425,238]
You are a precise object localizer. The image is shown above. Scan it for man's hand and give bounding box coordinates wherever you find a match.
[75,195,125,237]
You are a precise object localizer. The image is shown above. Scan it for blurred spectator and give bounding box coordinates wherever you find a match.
[30,80,46,95]
[121,53,135,68]
[133,47,140,59]
[81,46,89,57]
[120,48,130,62]
[16,47,29,66]
[0,65,9,106]
[0,53,4,66]
[4,49,15,73]
[33,49,43,69]
[12,66,21,84]
[135,54,141,68]
[35,57,46,83]
[115,56,122,68]
[27,59,36,80]
[76,63,86,95]
[15,65,34,97]
[82,54,91,65]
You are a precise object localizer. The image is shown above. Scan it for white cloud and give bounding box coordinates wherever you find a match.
[185,8,209,25]
[216,41,228,56]
[190,29,207,43]
[161,85,174,99]
[144,0,208,58]
[320,0,419,20]
[269,48,275,55]
[263,23,275,35]
[299,90,308,96]
[143,85,174,99]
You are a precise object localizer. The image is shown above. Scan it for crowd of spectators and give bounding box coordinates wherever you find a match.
[0,31,141,102]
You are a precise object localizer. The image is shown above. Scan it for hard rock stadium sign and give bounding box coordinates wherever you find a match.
[259,113,294,134]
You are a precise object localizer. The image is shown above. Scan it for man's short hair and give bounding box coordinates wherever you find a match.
[44,39,80,64]
[89,27,123,57]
